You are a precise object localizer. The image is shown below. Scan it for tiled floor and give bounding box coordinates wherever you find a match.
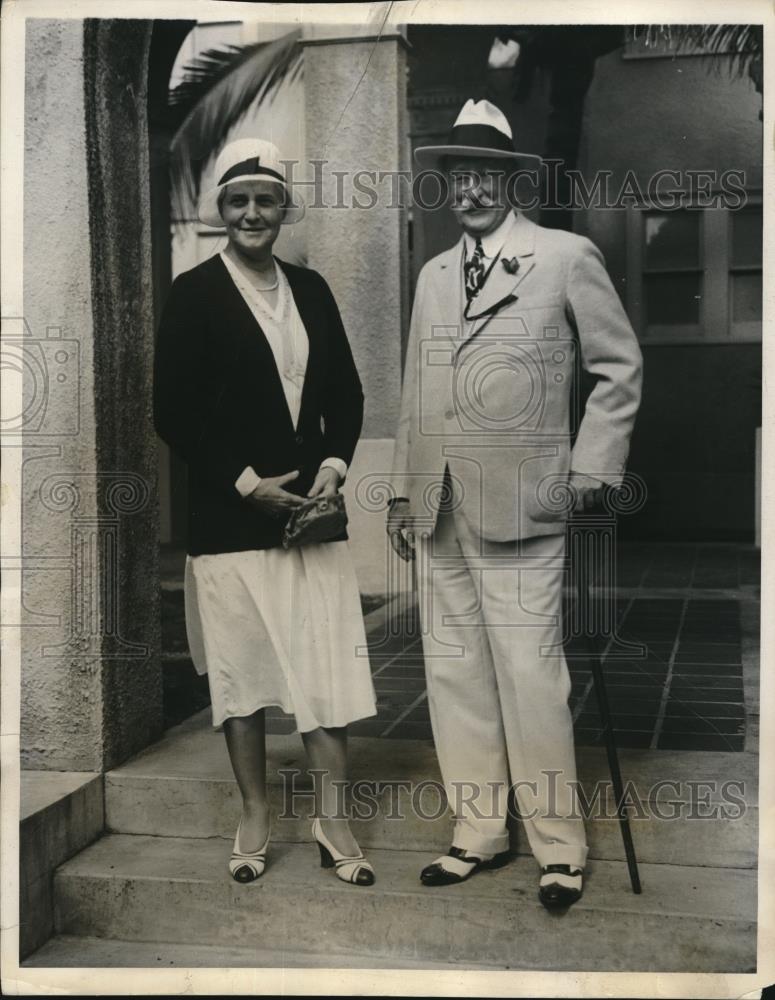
[337,595,747,752]
[162,543,759,751]
[598,541,760,590]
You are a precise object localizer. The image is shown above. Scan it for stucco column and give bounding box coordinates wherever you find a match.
[301,24,410,594]
[20,19,162,771]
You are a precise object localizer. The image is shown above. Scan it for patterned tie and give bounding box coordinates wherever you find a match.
[464,238,486,302]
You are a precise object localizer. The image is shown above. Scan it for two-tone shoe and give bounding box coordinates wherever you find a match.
[420,845,511,886]
[538,864,583,910]
[312,818,375,886]
[228,819,270,884]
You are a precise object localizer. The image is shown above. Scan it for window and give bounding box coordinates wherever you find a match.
[729,205,763,339]
[643,210,702,335]
[626,198,762,343]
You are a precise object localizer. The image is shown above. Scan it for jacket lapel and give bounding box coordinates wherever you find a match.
[432,238,468,345]
[464,213,537,344]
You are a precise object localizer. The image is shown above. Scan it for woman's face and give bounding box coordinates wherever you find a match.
[220,179,285,260]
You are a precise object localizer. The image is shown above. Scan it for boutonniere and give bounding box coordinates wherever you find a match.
[501,256,519,275]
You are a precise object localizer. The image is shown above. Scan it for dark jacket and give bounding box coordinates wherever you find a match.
[153,253,364,555]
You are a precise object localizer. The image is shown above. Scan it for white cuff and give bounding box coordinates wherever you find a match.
[320,457,348,482]
[569,471,610,488]
[235,466,261,497]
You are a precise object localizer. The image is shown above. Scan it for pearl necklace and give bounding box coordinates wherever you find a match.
[227,251,279,291]
[244,268,279,292]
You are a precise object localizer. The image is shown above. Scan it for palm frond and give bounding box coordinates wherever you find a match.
[169,30,303,219]
[628,24,762,78]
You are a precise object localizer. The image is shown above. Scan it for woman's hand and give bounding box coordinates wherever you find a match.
[387,499,415,562]
[307,466,340,499]
[246,470,305,516]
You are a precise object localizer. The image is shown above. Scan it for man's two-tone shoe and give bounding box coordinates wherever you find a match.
[538,864,583,910]
[420,845,511,886]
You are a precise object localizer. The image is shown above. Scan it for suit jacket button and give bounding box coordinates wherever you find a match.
[295,434,304,445]
[445,409,455,421]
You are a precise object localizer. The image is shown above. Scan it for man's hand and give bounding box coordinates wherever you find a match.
[387,498,415,562]
[569,472,605,513]
[246,470,305,516]
[307,466,340,499]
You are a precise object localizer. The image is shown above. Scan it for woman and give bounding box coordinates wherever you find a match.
[153,138,377,887]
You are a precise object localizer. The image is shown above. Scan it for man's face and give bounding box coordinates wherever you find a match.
[446,156,511,237]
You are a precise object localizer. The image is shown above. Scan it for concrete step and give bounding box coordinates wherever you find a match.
[104,711,758,869]
[51,833,756,972]
[20,770,104,959]
[24,933,495,970]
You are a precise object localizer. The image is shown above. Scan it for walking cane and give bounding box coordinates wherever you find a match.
[570,495,642,895]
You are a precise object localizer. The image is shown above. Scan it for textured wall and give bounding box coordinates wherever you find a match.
[21,19,162,770]
[22,19,104,770]
[82,18,163,767]
[303,34,409,441]
[301,33,409,593]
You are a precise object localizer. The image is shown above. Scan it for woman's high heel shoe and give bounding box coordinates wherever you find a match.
[311,818,375,886]
[229,819,270,883]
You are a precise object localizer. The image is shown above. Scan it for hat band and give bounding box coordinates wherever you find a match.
[218,156,286,186]
[446,123,515,154]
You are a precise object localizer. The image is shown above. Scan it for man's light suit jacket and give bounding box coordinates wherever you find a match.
[391,213,643,541]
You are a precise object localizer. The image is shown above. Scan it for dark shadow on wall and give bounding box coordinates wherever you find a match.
[622,344,761,542]
[82,17,163,767]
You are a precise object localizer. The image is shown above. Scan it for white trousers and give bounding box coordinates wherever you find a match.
[416,506,588,869]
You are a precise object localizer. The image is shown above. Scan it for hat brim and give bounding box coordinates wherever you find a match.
[198,174,305,228]
[414,145,543,169]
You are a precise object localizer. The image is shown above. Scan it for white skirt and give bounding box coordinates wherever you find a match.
[184,541,377,730]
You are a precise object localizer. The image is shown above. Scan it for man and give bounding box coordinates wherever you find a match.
[387,99,642,909]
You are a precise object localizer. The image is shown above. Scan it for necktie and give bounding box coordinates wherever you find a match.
[464,238,486,302]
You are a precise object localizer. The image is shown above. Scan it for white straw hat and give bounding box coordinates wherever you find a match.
[414,99,542,168]
[198,138,305,227]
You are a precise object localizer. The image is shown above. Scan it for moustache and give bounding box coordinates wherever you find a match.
[454,191,500,211]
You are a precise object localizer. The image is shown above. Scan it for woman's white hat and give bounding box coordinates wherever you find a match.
[198,138,305,227]
[414,99,542,168]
